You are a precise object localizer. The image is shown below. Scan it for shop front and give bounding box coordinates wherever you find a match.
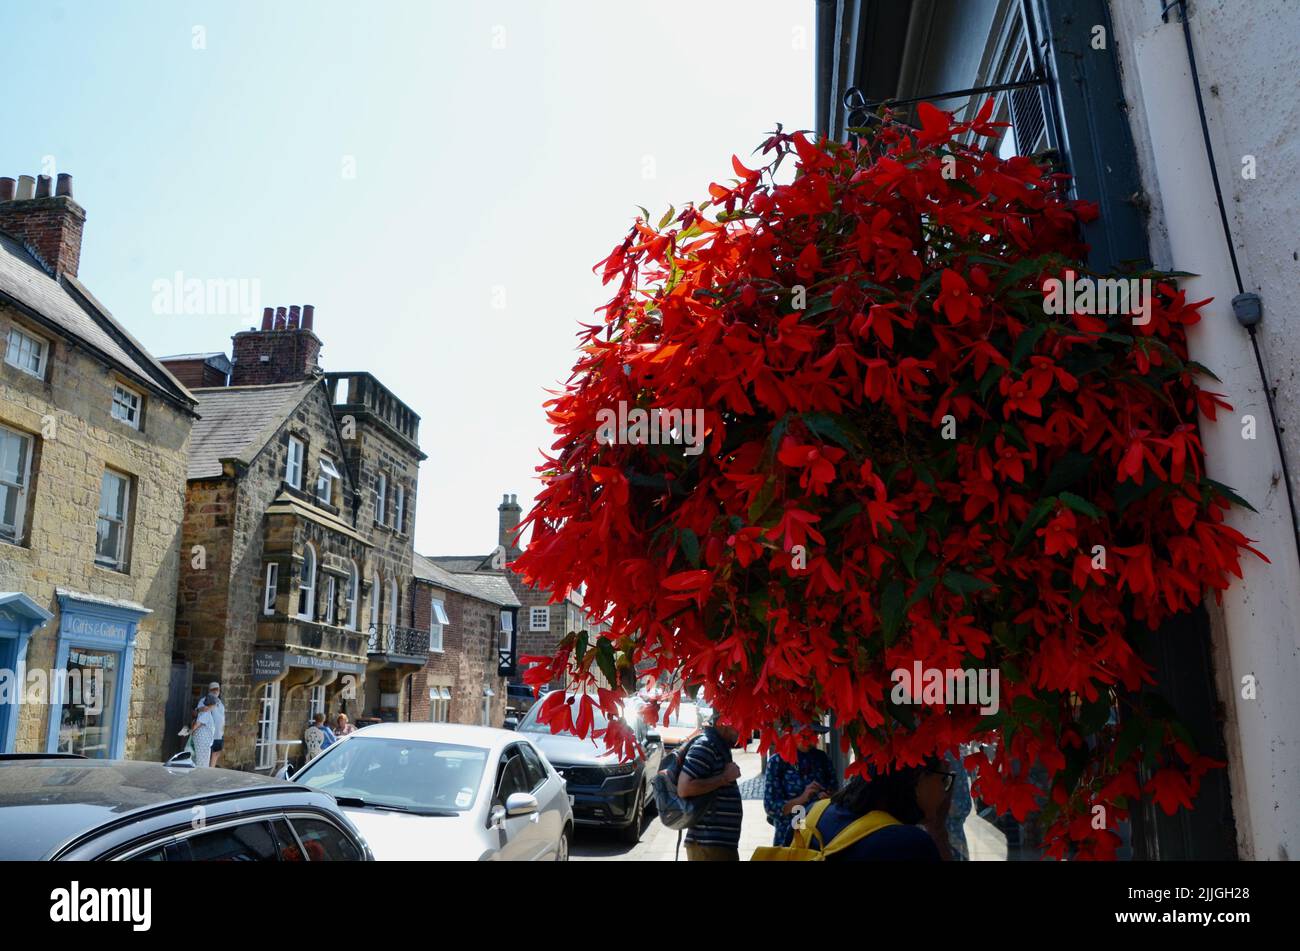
[44,590,150,760]
[0,592,54,753]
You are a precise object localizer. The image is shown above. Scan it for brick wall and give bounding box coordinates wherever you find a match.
[229,328,322,386]
[0,195,85,277]
[409,581,507,727]
[0,303,192,760]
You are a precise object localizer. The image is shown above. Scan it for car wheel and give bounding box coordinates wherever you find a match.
[621,787,645,844]
[556,826,571,861]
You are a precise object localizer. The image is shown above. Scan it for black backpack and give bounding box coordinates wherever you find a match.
[652,733,722,831]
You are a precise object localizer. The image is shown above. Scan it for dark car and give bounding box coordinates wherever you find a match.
[0,754,373,861]
[516,697,662,844]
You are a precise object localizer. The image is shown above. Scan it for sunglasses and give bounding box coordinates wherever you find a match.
[926,768,955,792]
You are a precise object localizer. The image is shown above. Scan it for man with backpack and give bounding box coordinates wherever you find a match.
[675,711,743,860]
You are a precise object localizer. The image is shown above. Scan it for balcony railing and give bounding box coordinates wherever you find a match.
[367,624,430,659]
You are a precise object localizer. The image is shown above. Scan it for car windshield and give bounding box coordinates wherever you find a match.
[293,736,488,813]
[664,704,699,728]
[518,699,610,735]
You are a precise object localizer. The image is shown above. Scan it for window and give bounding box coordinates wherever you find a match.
[297,544,316,620]
[369,571,380,644]
[324,575,337,625]
[286,436,304,489]
[388,579,399,629]
[310,685,326,719]
[287,816,362,861]
[263,563,279,615]
[430,598,449,652]
[374,472,387,525]
[5,325,48,378]
[110,383,142,429]
[95,469,131,570]
[393,485,405,533]
[316,455,340,505]
[345,561,359,630]
[255,682,281,771]
[493,746,531,804]
[185,821,280,862]
[519,743,549,792]
[428,685,451,723]
[0,425,33,545]
[529,606,549,632]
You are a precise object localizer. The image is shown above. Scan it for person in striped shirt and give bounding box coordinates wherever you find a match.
[676,711,744,860]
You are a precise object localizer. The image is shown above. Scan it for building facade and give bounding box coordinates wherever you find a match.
[168,306,428,772]
[815,0,1300,860]
[0,172,197,762]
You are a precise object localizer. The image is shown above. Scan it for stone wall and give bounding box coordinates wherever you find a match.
[0,302,192,760]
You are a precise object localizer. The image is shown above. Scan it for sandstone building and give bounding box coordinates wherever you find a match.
[0,172,196,761]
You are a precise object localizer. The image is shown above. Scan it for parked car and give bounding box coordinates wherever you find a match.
[290,722,572,860]
[654,700,712,751]
[505,681,541,723]
[517,695,662,843]
[0,754,372,861]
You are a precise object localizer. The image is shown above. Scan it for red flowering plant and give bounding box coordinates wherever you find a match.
[513,100,1265,859]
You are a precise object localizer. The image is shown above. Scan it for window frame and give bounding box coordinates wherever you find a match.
[315,455,341,505]
[345,561,359,630]
[296,543,317,620]
[263,562,279,616]
[375,472,387,526]
[430,597,448,652]
[94,468,132,571]
[110,382,143,430]
[529,606,549,632]
[324,574,337,626]
[255,681,281,771]
[286,436,305,490]
[0,423,34,546]
[393,484,405,534]
[5,324,49,379]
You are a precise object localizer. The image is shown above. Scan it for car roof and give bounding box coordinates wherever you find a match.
[349,721,524,752]
[0,759,299,860]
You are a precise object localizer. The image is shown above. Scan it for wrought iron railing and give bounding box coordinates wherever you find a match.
[367,624,429,658]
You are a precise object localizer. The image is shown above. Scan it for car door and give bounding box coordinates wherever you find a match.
[518,741,563,858]
[489,745,543,860]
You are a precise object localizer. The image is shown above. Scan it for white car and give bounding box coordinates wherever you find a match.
[290,722,573,860]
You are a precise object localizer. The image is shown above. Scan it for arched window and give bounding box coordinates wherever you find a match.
[346,561,359,630]
[297,543,317,620]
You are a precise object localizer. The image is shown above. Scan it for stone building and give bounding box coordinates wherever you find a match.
[0,172,197,761]
[166,306,427,772]
[408,554,516,728]
[428,494,608,698]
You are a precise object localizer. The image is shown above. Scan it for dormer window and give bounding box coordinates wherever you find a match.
[316,455,340,504]
[5,325,48,379]
[286,436,304,489]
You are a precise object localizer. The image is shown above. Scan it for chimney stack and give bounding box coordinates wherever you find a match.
[498,493,523,559]
[229,304,323,387]
[0,171,86,277]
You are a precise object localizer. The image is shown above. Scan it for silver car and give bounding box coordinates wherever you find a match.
[290,722,572,860]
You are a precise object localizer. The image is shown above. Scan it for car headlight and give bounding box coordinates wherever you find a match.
[603,762,638,777]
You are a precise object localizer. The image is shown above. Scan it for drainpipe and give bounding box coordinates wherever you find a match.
[1132,16,1300,861]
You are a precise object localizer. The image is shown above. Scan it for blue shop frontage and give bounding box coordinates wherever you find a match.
[0,588,150,757]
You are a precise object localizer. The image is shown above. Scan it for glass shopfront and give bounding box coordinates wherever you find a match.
[55,647,118,757]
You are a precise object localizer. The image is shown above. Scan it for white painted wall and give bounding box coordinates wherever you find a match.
[1110,0,1300,860]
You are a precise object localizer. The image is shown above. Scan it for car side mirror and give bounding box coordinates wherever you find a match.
[166,750,195,769]
[503,717,519,731]
[505,792,539,818]
[645,732,661,747]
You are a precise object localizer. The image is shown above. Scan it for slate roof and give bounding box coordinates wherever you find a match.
[413,554,520,608]
[426,555,493,573]
[187,381,315,479]
[0,230,194,408]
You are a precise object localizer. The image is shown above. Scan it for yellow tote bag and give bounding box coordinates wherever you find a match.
[751,799,900,861]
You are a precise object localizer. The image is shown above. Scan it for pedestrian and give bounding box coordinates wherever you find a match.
[189,697,218,768]
[805,756,954,861]
[334,713,356,737]
[197,682,225,768]
[763,726,838,846]
[675,709,743,861]
[304,713,336,761]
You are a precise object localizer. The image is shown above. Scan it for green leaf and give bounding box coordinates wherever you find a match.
[1058,491,1103,519]
[677,528,701,569]
[1011,322,1049,368]
[881,580,906,645]
[1114,470,1160,513]
[657,205,675,230]
[1012,497,1055,551]
[942,572,991,595]
[594,637,618,687]
[1042,451,1092,495]
[1205,478,1257,513]
[822,501,862,534]
[803,412,863,452]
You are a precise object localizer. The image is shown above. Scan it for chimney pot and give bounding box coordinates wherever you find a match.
[261,306,273,330]
[302,304,314,330]
[0,178,14,202]
[34,175,52,199]
[55,173,73,198]
[274,306,287,330]
[288,305,300,329]
[0,173,85,276]
[16,176,35,200]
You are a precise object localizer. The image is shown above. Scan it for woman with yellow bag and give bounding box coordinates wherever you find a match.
[753,757,953,861]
